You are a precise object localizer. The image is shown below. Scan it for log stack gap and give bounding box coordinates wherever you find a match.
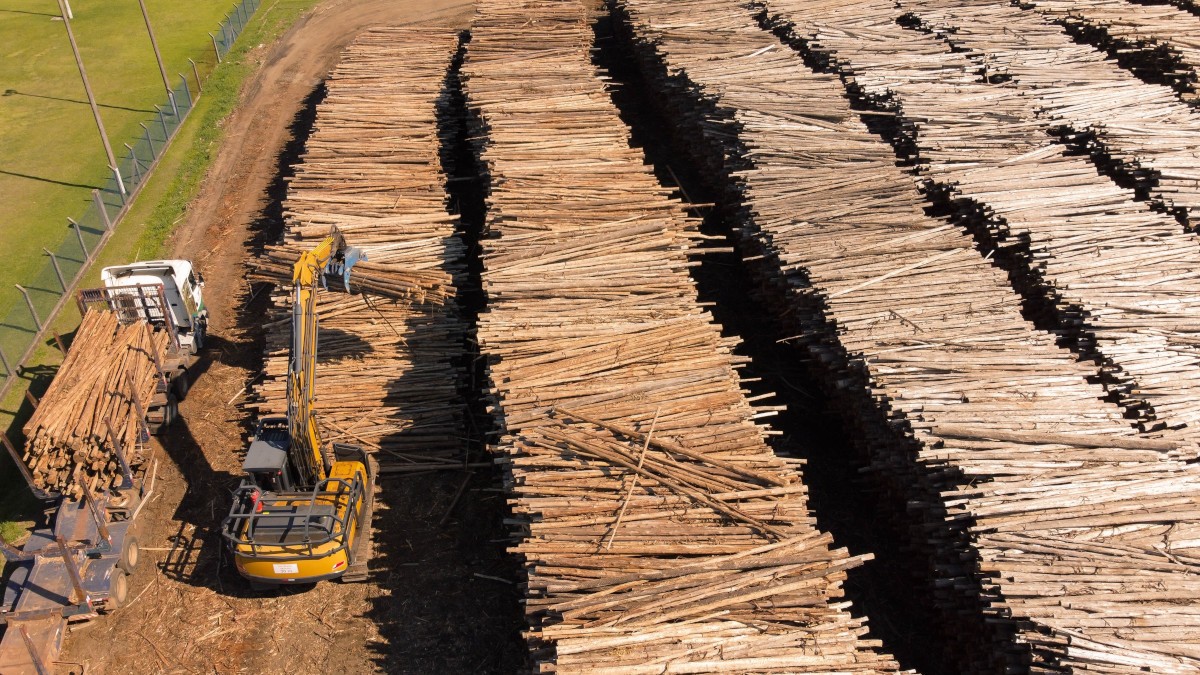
[896,0,1200,231]
[1022,0,1200,106]
[762,0,1200,444]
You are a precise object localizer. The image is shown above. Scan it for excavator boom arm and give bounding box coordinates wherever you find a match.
[286,229,362,486]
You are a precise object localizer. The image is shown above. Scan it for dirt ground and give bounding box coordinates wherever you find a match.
[56,1,528,672]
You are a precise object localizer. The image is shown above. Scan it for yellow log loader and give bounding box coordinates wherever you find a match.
[221,228,376,588]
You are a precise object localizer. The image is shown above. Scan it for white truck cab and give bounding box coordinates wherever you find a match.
[100,260,207,354]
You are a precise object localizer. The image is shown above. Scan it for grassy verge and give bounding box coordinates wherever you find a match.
[0,0,322,544]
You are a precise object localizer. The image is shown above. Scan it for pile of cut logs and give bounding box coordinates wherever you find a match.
[764,0,1200,441]
[1024,0,1200,104]
[897,0,1200,230]
[246,28,468,472]
[617,0,1200,670]
[22,310,166,497]
[464,1,900,672]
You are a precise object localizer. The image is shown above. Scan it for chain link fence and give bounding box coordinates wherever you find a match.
[213,0,263,62]
[0,0,261,399]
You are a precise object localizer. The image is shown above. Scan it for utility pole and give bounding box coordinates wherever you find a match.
[57,0,126,195]
[135,0,178,117]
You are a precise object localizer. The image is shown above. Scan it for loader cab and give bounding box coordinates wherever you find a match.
[101,260,207,353]
[242,417,295,492]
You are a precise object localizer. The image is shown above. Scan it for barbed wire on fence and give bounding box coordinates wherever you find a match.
[0,0,263,401]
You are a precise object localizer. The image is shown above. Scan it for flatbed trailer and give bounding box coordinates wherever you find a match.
[0,272,202,674]
[0,460,156,674]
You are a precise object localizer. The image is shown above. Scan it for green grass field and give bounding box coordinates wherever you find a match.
[0,0,235,325]
[0,0,323,543]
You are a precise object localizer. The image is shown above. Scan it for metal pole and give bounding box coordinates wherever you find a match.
[69,218,90,261]
[189,58,203,93]
[56,0,124,195]
[56,536,89,606]
[141,122,155,158]
[1,433,40,497]
[93,189,112,230]
[62,0,72,18]
[15,285,41,331]
[156,105,169,139]
[105,419,135,489]
[179,73,192,109]
[209,33,222,64]
[124,143,141,183]
[43,248,67,292]
[111,164,127,198]
[1,535,31,561]
[18,627,51,675]
[51,330,67,355]
[78,481,112,548]
[126,372,150,443]
[136,0,175,110]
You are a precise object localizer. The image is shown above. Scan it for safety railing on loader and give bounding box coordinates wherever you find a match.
[220,476,364,561]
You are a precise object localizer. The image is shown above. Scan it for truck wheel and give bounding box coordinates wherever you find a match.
[149,397,178,436]
[107,569,129,610]
[171,369,190,401]
[119,534,140,574]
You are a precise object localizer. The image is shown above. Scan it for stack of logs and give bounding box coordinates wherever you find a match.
[1024,0,1200,104]
[616,0,1200,670]
[897,0,1200,230]
[246,28,468,472]
[464,1,900,672]
[764,0,1200,441]
[22,310,166,498]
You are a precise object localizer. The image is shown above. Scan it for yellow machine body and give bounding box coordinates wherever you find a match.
[222,228,374,587]
[229,462,368,584]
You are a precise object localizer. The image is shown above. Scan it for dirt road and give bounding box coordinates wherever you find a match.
[58,1,525,672]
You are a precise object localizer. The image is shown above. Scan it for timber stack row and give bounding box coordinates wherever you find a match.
[616,0,1200,671]
[463,1,900,672]
[896,0,1200,231]
[247,28,468,472]
[1023,0,1200,105]
[764,0,1200,442]
[22,310,165,497]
